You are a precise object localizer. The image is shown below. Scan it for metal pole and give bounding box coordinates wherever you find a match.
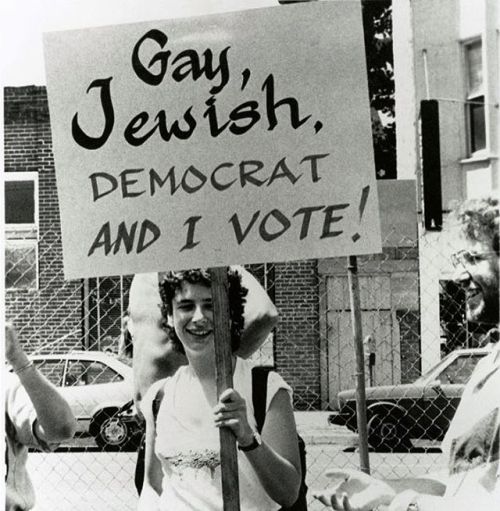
[347,255,370,474]
[422,49,430,100]
[209,267,241,511]
[83,278,90,350]
[97,277,101,351]
[120,275,124,321]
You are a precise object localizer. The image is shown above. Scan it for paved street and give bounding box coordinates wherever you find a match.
[28,435,447,511]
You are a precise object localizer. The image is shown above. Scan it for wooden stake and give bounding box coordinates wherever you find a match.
[347,255,370,474]
[209,266,241,511]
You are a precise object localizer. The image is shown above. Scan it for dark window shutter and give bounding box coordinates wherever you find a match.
[421,100,443,231]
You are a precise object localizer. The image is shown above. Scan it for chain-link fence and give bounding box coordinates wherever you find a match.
[5,218,484,511]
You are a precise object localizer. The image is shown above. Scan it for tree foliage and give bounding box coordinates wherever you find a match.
[362,0,396,179]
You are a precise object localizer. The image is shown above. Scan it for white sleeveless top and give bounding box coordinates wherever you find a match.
[149,358,292,511]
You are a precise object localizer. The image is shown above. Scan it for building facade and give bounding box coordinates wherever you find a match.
[393,0,499,371]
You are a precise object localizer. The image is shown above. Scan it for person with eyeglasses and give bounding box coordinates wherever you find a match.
[313,196,499,511]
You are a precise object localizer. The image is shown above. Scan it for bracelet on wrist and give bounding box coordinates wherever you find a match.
[14,360,34,374]
[237,431,262,452]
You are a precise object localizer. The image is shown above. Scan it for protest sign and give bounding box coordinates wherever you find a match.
[44,2,381,279]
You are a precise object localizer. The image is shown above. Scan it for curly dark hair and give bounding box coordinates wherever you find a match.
[454,197,499,254]
[158,268,247,354]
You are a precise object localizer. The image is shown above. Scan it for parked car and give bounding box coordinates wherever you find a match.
[26,351,142,449]
[328,348,490,451]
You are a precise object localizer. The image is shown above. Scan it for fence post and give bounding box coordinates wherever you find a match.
[209,267,241,511]
[347,255,370,474]
[83,278,90,349]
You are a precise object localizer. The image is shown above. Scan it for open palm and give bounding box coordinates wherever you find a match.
[313,468,395,511]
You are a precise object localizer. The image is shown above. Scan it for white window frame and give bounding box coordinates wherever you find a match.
[5,171,39,290]
[462,37,486,156]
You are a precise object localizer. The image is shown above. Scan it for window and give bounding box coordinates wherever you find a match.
[464,40,486,154]
[5,241,37,289]
[4,172,38,290]
[64,359,123,386]
[65,361,88,386]
[85,361,123,384]
[437,354,485,385]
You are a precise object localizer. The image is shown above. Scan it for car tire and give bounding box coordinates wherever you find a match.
[92,409,130,450]
[367,413,413,452]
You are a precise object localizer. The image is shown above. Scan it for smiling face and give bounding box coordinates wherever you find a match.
[170,281,214,356]
[454,238,499,327]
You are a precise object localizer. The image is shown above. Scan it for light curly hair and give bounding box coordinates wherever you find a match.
[453,196,499,254]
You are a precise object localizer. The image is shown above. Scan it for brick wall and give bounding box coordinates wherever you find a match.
[397,310,421,383]
[4,86,83,353]
[274,259,321,409]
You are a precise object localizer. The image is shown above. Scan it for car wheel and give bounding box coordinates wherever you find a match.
[93,410,130,450]
[367,413,412,452]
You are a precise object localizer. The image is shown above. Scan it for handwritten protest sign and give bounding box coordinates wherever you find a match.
[44,2,381,279]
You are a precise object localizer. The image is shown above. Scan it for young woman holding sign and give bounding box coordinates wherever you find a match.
[137,267,301,511]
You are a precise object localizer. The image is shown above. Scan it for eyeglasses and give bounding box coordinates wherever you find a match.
[450,250,497,268]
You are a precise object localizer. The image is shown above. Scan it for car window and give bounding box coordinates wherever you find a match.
[416,351,457,383]
[32,359,65,386]
[84,361,123,384]
[65,361,89,386]
[436,354,484,384]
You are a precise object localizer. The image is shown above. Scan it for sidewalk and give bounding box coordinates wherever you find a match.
[294,411,357,445]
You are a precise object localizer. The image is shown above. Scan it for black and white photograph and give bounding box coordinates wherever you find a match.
[2,1,499,510]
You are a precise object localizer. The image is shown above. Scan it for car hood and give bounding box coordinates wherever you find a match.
[59,378,134,418]
[338,381,464,404]
[338,383,422,400]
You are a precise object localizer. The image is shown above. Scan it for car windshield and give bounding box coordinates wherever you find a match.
[434,354,485,384]
[415,351,486,385]
[413,353,452,383]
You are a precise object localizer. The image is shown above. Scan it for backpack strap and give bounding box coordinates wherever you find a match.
[141,377,167,426]
[251,366,273,433]
[152,385,165,424]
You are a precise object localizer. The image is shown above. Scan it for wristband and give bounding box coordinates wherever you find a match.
[14,360,34,374]
[237,431,262,452]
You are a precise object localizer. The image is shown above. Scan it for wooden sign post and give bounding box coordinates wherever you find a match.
[209,267,241,511]
[347,255,370,475]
